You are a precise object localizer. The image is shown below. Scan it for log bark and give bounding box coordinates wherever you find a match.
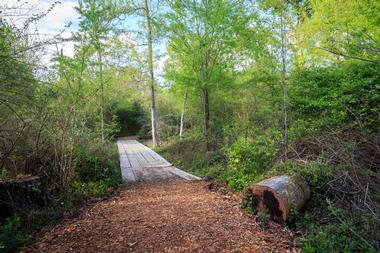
[243,175,310,222]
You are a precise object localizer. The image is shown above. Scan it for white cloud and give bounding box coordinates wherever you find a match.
[1,1,169,82]
[1,0,79,57]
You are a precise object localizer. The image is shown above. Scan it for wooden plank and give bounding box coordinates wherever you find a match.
[166,166,201,181]
[117,140,136,182]
[117,139,201,182]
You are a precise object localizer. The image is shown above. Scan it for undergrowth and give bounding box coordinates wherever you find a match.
[0,142,122,253]
[157,134,379,252]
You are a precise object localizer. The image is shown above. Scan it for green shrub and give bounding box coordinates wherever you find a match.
[302,222,375,253]
[0,216,29,253]
[226,173,252,191]
[115,101,148,137]
[0,168,9,182]
[226,136,277,190]
[69,180,113,200]
[74,140,121,186]
[290,61,380,131]
[286,189,377,252]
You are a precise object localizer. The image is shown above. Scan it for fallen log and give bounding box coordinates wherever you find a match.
[243,174,310,222]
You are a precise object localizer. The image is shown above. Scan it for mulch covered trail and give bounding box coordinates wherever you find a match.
[22,180,298,253]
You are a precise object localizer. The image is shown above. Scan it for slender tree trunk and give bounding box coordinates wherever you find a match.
[98,49,104,142]
[280,4,288,159]
[202,87,210,150]
[144,0,159,146]
[202,1,210,151]
[179,88,188,138]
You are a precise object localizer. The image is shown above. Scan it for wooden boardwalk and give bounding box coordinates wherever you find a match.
[117,139,200,182]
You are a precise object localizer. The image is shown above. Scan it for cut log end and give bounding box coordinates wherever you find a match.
[243,175,310,222]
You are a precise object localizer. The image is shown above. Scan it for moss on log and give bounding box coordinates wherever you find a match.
[243,175,310,222]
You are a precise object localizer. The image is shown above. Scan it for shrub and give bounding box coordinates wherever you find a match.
[0,216,29,253]
[115,101,148,137]
[290,61,380,131]
[226,136,277,190]
[301,222,376,253]
[69,180,112,200]
[0,168,9,182]
[74,139,121,186]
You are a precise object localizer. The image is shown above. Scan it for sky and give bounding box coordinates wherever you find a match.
[0,0,167,79]
[1,0,79,56]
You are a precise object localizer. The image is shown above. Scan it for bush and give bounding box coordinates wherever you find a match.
[284,172,378,252]
[226,136,277,191]
[74,139,121,186]
[69,180,112,200]
[115,101,148,137]
[0,216,29,253]
[302,222,375,253]
[290,61,380,131]
[0,137,122,253]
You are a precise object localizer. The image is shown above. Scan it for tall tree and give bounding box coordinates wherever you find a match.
[165,0,252,148]
[143,0,159,146]
[258,0,301,158]
[76,0,113,141]
[111,0,162,146]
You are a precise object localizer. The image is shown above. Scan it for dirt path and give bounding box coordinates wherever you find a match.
[22,180,297,253]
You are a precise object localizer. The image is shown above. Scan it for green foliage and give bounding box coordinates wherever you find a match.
[302,223,375,253]
[74,141,121,184]
[288,202,377,253]
[70,180,110,200]
[72,140,122,201]
[291,62,380,130]
[115,102,148,137]
[226,135,278,190]
[0,216,29,253]
[228,137,277,175]
[0,169,9,182]
[298,0,380,64]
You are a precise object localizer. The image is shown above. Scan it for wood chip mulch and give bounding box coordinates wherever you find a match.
[21,180,299,253]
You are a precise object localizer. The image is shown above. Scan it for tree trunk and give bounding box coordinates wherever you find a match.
[98,49,104,142]
[202,88,209,150]
[144,0,159,146]
[280,5,288,159]
[179,88,188,138]
[243,175,310,222]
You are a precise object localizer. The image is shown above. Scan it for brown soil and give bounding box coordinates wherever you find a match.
[21,180,298,253]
